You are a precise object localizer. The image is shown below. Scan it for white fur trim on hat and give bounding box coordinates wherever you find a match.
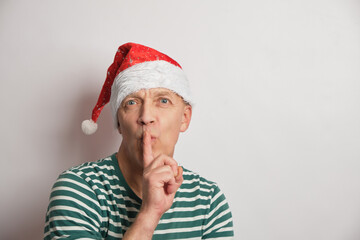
[110,60,193,127]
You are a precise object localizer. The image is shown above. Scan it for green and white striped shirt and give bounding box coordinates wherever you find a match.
[44,153,234,239]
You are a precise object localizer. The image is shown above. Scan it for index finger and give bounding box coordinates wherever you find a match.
[143,127,154,167]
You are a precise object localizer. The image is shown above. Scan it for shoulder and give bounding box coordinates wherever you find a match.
[50,154,120,203]
[181,167,219,193]
[65,155,114,176]
[181,168,231,209]
[177,167,225,207]
[44,156,117,239]
[57,154,117,184]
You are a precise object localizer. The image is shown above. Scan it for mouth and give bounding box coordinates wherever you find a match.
[139,136,157,143]
[138,127,159,143]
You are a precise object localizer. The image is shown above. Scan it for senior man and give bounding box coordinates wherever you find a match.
[44,43,234,239]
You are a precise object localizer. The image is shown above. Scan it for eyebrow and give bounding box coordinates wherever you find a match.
[122,89,186,106]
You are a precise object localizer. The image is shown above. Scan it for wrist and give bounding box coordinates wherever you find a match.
[141,203,172,219]
[135,209,161,233]
[123,210,160,239]
[137,206,162,226]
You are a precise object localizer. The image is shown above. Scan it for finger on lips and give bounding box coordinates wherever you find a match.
[142,127,154,166]
[142,127,183,184]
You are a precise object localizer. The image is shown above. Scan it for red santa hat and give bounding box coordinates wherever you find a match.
[81,42,193,135]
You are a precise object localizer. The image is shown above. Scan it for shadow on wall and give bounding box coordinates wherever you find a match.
[57,80,122,170]
[2,86,121,240]
[66,86,122,166]
[51,76,121,171]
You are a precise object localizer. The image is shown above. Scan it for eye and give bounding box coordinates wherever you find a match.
[160,98,169,104]
[126,100,137,105]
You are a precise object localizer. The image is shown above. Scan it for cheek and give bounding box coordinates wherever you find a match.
[161,114,183,140]
[118,114,138,137]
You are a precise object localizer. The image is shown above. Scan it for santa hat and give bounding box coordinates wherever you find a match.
[81,42,193,135]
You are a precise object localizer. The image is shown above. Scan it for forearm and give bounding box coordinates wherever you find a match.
[122,210,161,240]
[123,131,183,239]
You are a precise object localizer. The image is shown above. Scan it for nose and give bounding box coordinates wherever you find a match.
[138,101,155,126]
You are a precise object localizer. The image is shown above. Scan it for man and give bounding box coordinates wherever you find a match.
[44,43,234,239]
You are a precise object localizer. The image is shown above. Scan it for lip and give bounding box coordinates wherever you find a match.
[139,136,157,143]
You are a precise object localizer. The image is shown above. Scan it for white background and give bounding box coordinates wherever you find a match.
[1,0,360,239]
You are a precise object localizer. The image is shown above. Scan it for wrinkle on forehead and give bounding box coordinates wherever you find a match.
[127,88,177,97]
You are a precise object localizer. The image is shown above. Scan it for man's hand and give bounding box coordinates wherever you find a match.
[141,128,183,218]
[123,128,183,239]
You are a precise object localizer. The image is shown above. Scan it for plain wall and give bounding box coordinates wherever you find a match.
[1,0,359,239]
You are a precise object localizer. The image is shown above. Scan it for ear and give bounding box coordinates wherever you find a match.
[117,109,122,134]
[117,123,122,134]
[180,104,192,132]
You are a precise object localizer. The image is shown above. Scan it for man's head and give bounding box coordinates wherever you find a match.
[117,87,192,168]
[82,42,193,135]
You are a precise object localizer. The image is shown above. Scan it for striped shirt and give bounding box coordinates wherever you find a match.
[44,153,234,239]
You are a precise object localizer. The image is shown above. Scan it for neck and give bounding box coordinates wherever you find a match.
[116,144,144,199]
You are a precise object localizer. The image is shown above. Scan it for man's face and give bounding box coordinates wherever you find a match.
[117,88,192,168]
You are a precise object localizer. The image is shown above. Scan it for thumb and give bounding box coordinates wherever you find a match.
[167,166,183,194]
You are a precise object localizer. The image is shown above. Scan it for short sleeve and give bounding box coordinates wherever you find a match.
[44,171,103,240]
[202,185,234,239]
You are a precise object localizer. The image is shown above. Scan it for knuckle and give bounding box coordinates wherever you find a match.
[144,173,156,184]
[164,165,173,173]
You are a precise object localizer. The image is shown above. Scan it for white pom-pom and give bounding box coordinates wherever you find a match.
[81,119,98,135]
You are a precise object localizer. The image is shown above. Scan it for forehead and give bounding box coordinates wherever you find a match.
[125,88,181,99]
